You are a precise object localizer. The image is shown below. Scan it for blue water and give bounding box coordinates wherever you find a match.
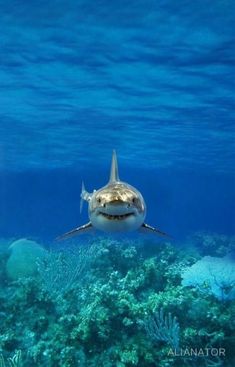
[0,0,234,240]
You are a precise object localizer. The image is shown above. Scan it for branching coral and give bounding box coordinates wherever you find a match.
[144,307,180,349]
[37,243,97,299]
[0,351,22,367]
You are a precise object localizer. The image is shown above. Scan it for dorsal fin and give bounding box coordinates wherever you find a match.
[109,150,120,183]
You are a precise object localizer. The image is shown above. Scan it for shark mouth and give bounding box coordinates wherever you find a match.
[99,212,134,220]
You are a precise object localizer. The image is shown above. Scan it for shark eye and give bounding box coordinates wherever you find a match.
[97,197,101,203]
[132,198,136,203]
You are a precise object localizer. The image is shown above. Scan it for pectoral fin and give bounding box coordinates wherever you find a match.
[140,223,170,237]
[56,222,93,241]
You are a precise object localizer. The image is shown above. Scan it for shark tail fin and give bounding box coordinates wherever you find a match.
[109,150,120,183]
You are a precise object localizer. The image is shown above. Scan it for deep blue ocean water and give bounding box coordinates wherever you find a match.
[0,0,234,241]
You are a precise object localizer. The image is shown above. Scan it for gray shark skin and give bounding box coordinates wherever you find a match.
[56,151,168,240]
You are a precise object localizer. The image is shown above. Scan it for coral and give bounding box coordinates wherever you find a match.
[0,234,234,366]
[181,255,235,301]
[37,243,97,300]
[6,239,45,280]
[145,307,180,349]
[0,350,22,367]
[189,232,235,257]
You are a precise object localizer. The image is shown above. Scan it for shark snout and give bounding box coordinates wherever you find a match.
[108,199,126,206]
[105,200,134,211]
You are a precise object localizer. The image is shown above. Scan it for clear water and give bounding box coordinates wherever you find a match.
[1,0,234,171]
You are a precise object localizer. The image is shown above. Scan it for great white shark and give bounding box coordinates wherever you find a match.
[57,151,168,240]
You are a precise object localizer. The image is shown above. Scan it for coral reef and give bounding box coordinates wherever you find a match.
[188,232,235,257]
[0,234,234,366]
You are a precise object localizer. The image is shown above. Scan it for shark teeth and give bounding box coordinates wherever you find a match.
[99,212,134,220]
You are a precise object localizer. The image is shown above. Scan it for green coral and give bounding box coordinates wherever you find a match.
[0,351,22,367]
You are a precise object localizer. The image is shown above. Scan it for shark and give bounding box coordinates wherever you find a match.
[57,151,168,240]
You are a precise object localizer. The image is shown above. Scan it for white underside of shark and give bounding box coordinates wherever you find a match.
[57,151,168,240]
